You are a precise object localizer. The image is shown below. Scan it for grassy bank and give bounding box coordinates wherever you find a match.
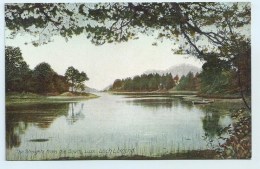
[6,92,99,105]
[52,150,217,160]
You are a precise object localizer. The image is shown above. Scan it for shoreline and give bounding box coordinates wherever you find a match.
[108,90,246,100]
[6,92,99,106]
[109,90,198,95]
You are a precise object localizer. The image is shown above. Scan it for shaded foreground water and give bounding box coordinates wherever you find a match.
[6,93,242,160]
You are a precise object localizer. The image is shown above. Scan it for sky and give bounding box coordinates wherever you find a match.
[6,33,203,90]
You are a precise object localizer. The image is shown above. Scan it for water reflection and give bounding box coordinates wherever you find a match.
[202,111,222,139]
[125,95,233,146]
[127,98,175,109]
[195,102,236,148]
[6,122,27,149]
[66,103,85,125]
[6,103,69,149]
[125,96,195,111]
[6,94,238,160]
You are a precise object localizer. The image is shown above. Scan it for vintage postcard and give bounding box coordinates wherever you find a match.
[5,2,251,161]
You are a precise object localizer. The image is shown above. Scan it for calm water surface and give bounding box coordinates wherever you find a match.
[6,93,235,160]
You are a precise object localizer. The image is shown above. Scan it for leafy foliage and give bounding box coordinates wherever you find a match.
[32,62,55,93]
[6,46,72,94]
[5,46,31,92]
[176,71,199,91]
[216,109,251,159]
[5,3,250,50]
[110,73,174,92]
[52,74,70,93]
[65,66,89,92]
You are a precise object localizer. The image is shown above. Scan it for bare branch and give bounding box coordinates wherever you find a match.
[180,24,203,56]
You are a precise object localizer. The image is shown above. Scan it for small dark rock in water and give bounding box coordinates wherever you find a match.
[29,139,49,142]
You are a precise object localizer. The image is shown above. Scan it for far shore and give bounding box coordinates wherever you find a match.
[108,90,245,99]
[108,90,198,95]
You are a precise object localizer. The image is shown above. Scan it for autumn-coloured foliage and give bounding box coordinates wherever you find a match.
[216,109,251,159]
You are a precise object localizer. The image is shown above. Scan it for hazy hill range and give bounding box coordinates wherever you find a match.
[102,84,112,92]
[84,86,99,93]
[144,64,201,77]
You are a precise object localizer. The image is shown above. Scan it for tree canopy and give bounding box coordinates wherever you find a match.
[65,66,89,92]
[5,46,30,92]
[110,73,174,92]
[5,3,250,49]
[5,46,84,94]
[176,71,199,91]
[32,62,55,93]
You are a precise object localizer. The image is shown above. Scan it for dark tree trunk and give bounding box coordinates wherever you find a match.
[237,68,251,110]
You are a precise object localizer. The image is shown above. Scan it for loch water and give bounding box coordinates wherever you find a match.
[6,93,236,160]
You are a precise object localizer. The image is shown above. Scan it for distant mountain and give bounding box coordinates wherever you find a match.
[144,64,201,77]
[102,84,112,92]
[84,86,99,93]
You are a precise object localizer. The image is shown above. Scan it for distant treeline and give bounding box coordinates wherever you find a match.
[176,72,200,91]
[110,64,250,95]
[6,46,88,94]
[110,73,177,92]
[110,72,200,92]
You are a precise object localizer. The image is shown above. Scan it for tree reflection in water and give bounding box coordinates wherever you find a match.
[66,102,85,125]
[6,121,27,149]
[122,95,234,150]
[202,111,221,139]
[125,96,194,110]
[198,103,234,149]
[6,103,69,149]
